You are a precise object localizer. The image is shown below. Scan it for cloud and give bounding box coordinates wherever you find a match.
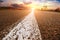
[39,0,60,9]
[1,0,60,8]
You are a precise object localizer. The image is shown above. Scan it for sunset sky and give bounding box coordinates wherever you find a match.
[2,0,60,3]
[0,0,60,9]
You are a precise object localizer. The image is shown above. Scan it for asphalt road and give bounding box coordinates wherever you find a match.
[3,8,42,40]
[0,9,30,40]
[0,9,60,40]
[35,10,60,40]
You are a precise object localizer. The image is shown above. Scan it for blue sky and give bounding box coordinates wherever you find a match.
[56,0,60,2]
[1,0,60,3]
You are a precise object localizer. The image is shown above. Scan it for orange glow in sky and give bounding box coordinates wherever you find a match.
[1,0,60,9]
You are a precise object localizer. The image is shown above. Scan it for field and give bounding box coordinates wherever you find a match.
[0,9,60,40]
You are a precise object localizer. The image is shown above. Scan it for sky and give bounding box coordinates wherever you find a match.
[0,0,60,9]
[1,0,60,4]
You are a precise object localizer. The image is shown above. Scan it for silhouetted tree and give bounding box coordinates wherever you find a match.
[55,8,60,12]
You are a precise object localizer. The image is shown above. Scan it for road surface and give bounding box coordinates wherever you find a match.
[0,9,60,40]
[35,10,60,40]
[3,8,42,40]
[0,9,30,40]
